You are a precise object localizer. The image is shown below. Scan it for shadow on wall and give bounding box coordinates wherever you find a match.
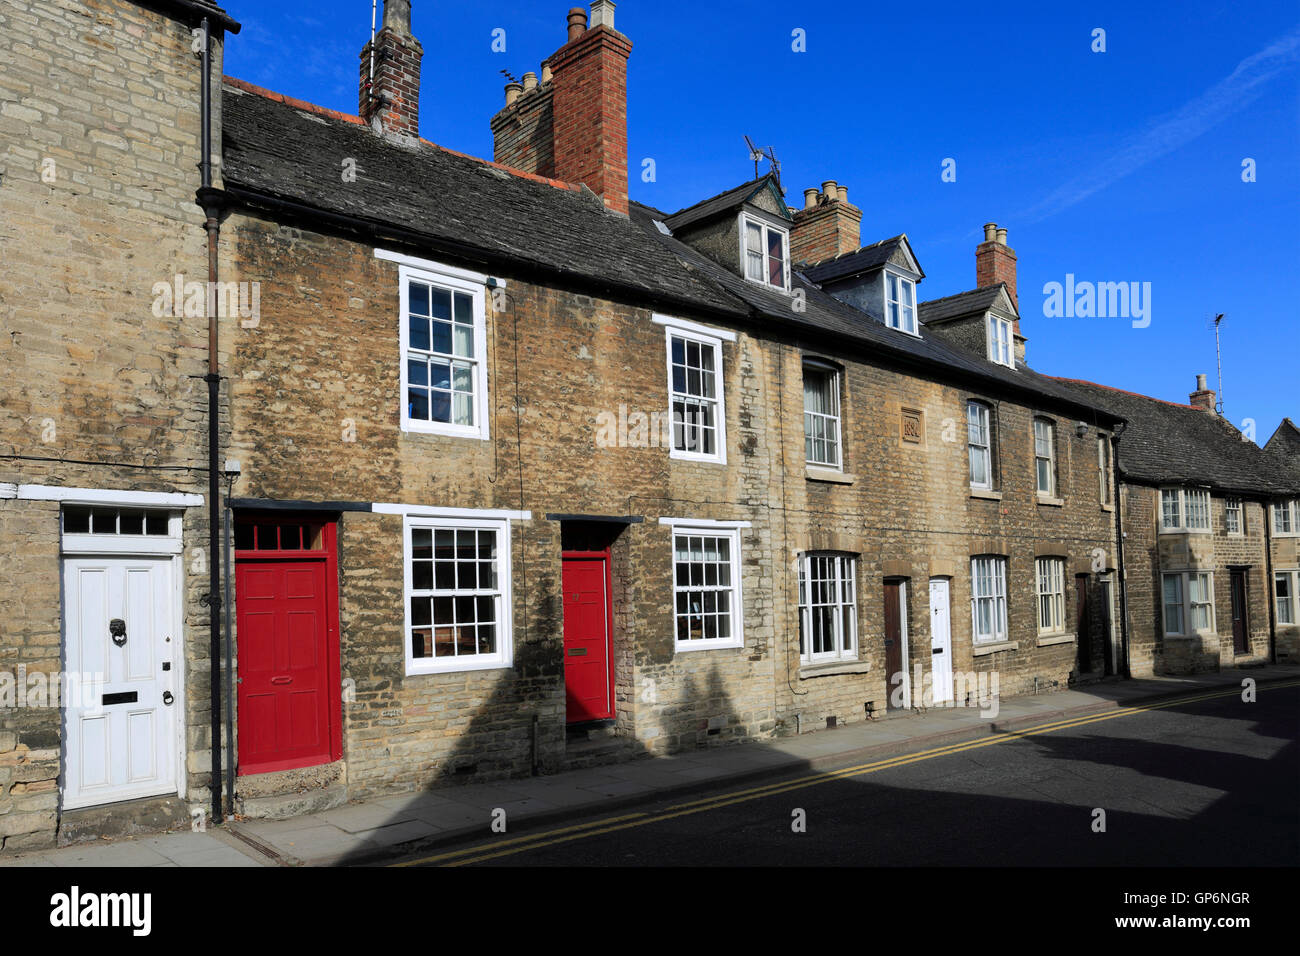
[332,656,747,865]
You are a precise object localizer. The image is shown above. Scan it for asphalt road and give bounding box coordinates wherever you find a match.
[401,682,1299,867]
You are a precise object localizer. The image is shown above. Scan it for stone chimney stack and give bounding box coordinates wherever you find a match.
[1190,373,1218,414]
[789,181,863,267]
[976,221,1019,325]
[359,0,423,140]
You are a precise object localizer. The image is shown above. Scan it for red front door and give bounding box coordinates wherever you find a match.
[235,517,341,774]
[562,552,614,723]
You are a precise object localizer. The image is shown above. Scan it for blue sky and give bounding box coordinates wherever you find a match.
[225,1,1299,445]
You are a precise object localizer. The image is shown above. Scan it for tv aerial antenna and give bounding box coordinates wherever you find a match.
[744,135,782,189]
[1213,312,1225,416]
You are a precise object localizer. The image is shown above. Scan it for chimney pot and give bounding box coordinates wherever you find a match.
[382,0,411,35]
[803,187,819,210]
[983,222,998,242]
[505,81,523,105]
[821,180,838,202]
[996,227,1008,246]
[838,184,848,206]
[590,0,616,30]
[522,71,538,92]
[567,7,588,41]
[1190,374,1218,413]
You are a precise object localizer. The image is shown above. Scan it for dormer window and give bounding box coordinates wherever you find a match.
[987,314,1014,368]
[885,273,917,334]
[741,215,789,291]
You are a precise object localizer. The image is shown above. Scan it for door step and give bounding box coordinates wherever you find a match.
[235,783,348,820]
[58,795,191,846]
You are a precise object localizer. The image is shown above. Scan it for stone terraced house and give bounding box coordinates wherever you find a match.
[0,0,1294,848]
[1054,379,1300,675]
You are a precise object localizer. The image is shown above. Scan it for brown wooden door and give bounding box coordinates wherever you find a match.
[1230,571,1249,655]
[1075,574,1091,672]
[884,581,904,710]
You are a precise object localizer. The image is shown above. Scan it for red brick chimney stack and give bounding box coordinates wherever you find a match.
[976,221,1019,330]
[1189,374,1218,414]
[547,2,632,214]
[789,181,862,267]
[359,0,423,140]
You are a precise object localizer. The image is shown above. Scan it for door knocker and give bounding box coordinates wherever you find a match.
[109,618,127,646]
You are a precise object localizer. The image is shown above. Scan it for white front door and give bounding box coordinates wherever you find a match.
[929,578,953,704]
[62,556,178,809]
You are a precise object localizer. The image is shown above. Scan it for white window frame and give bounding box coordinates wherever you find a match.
[802,360,842,469]
[661,319,729,464]
[1160,487,1212,533]
[1273,499,1299,537]
[1034,418,1056,497]
[967,400,993,490]
[397,262,490,441]
[403,514,514,675]
[1162,570,1215,637]
[1098,435,1113,505]
[739,213,791,293]
[1275,570,1298,625]
[1225,497,1243,535]
[971,556,1008,644]
[798,552,858,663]
[987,314,1014,368]
[1036,557,1067,635]
[884,271,918,335]
[671,524,744,652]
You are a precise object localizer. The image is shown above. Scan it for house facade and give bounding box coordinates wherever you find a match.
[1055,378,1298,675]
[1265,419,1300,665]
[0,0,1290,850]
[0,0,237,848]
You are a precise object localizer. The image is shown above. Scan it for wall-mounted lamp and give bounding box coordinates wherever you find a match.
[1075,421,1089,438]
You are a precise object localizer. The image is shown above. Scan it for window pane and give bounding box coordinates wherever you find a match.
[64,506,91,534]
[408,281,429,316]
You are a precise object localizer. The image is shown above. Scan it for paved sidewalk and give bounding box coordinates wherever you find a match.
[5,665,1295,867]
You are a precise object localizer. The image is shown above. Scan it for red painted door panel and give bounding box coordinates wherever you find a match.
[563,556,613,722]
[236,559,333,773]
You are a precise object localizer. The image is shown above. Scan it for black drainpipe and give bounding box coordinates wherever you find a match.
[1264,499,1278,664]
[197,15,223,826]
[1111,422,1132,678]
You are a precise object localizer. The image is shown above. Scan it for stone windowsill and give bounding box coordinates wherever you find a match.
[798,661,871,680]
[806,466,856,485]
[1163,632,1219,641]
[972,639,1018,656]
[1037,495,1065,508]
[1101,503,1115,513]
[1036,632,1076,647]
[970,488,1003,501]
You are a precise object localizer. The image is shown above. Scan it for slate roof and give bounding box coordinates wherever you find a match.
[1265,419,1300,478]
[629,204,1121,423]
[801,236,913,283]
[1051,379,1299,496]
[219,79,1118,426]
[662,175,785,232]
[219,80,741,317]
[919,285,1013,324]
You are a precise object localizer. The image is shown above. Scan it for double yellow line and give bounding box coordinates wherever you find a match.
[394,680,1299,867]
